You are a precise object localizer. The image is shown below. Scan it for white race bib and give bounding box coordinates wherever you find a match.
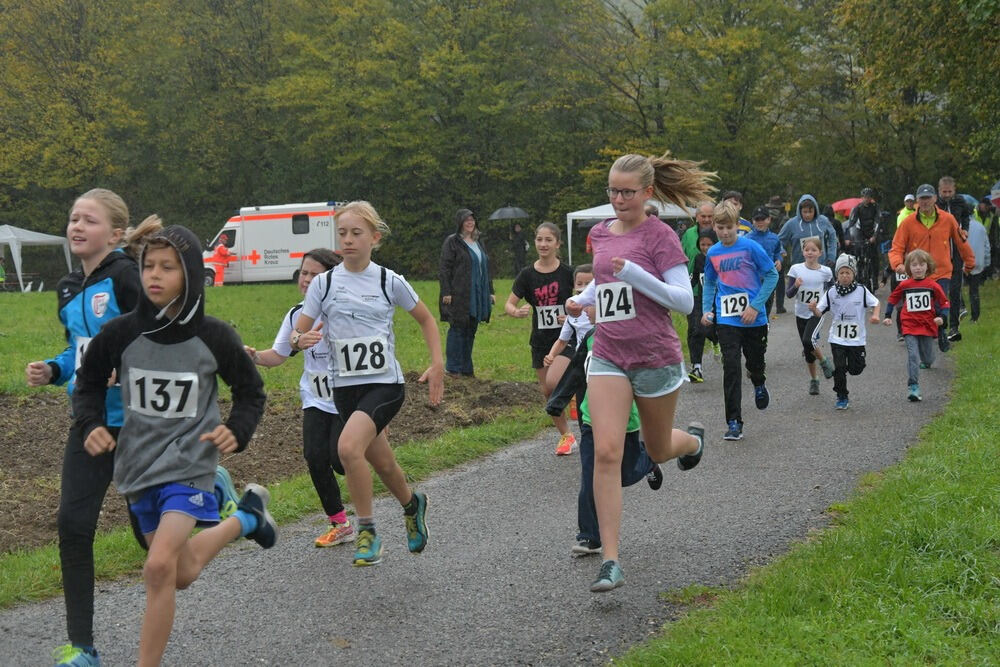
[307,372,334,400]
[720,292,749,318]
[798,289,820,304]
[833,322,860,340]
[129,369,199,418]
[535,305,564,330]
[905,292,932,312]
[595,282,636,323]
[335,335,389,377]
[74,336,93,372]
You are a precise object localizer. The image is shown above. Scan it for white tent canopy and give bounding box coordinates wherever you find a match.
[0,225,71,292]
[565,201,694,265]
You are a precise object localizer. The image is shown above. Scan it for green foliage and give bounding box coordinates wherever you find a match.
[0,0,997,275]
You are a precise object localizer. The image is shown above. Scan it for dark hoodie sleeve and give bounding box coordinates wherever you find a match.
[200,318,266,452]
[112,256,142,313]
[72,319,130,441]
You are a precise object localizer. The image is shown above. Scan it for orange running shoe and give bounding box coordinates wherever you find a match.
[555,433,577,456]
[315,520,355,547]
[569,396,578,420]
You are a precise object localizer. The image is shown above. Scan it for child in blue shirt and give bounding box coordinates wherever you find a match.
[702,201,779,441]
[747,206,785,317]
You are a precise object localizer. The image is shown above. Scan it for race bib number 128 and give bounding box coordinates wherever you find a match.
[129,369,199,418]
[595,282,636,323]
[336,336,388,377]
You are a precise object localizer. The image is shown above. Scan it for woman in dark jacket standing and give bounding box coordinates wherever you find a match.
[439,208,495,376]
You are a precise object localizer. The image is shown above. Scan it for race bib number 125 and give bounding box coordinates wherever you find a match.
[595,282,636,323]
[129,369,199,418]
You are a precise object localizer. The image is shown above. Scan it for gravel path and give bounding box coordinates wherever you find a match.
[0,304,954,666]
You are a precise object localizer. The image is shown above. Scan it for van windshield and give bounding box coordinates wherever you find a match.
[211,231,237,249]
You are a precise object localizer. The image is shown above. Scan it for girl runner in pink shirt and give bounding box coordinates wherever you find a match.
[567,152,715,592]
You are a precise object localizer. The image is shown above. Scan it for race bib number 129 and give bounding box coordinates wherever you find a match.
[129,369,199,418]
[720,292,749,318]
[595,282,636,323]
[336,336,388,377]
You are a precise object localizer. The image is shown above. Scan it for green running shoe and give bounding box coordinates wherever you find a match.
[53,644,101,666]
[214,465,239,521]
[590,559,625,592]
[405,492,429,553]
[353,528,383,566]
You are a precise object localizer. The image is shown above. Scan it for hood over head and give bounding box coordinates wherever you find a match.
[795,194,820,220]
[137,225,205,335]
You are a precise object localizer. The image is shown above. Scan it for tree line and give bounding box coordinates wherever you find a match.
[1,0,996,277]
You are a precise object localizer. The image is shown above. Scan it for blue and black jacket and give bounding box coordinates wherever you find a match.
[46,250,141,426]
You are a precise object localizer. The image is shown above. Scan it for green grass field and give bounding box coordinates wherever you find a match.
[618,281,1000,665]
[0,279,541,396]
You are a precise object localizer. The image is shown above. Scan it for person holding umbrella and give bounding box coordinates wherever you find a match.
[439,208,495,377]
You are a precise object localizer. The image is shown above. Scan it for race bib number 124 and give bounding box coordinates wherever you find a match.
[595,282,636,323]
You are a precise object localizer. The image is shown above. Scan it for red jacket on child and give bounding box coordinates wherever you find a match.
[887,278,950,337]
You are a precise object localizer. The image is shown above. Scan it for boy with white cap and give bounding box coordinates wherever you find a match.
[810,254,881,410]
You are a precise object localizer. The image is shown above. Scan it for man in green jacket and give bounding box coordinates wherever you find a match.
[682,202,716,260]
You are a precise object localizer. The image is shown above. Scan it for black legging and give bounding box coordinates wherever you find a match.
[59,425,144,647]
[302,407,346,517]
[795,315,822,363]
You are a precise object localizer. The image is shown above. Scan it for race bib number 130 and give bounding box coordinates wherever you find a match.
[129,369,199,418]
[336,336,388,377]
[905,292,932,312]
[595,282,636,323]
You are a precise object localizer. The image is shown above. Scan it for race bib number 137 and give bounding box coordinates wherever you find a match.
[129,369,199,418]
[595,282,636,323]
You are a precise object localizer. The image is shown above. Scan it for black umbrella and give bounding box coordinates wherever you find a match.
[488,206,529,220]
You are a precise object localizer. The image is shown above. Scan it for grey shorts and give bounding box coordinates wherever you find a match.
[587,356,686,398]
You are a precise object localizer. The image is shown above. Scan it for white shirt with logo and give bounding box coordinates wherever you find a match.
[302,262,419,387]
[272,303,338,413]
[816,285,878,347]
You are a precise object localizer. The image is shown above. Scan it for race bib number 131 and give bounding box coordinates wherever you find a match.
[535,305,565,330]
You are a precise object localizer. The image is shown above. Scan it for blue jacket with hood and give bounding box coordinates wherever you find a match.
[778,195,839,266]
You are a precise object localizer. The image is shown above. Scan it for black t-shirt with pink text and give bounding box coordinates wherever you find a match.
[512,263,574,348]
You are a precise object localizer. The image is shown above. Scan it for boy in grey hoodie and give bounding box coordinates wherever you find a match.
[778,194,839,268]
[73,225,270,666]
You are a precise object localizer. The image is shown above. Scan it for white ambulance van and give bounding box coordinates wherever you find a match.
[202,202,340,285]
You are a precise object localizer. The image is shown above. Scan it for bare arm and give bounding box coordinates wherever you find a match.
[411,302,444,405]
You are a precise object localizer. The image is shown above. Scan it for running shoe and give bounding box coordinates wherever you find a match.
[723,420,743,441]
[214,465,239,521]
[776,306,787,314]
[897,334,904,343]
[237,484,277,549]
[919,362,931,369]
[405,492,429,553]
[53,645,100,667]
[808,379,820,395]
[960,308,968,320]
[835,397,850,410]
[555,433,577,456]
[315,520,355,548]
[711,342,721,360]
[646,464,664,489]
[571,539,602,556]
[948,330,962,342]
[754,384,770,410]
[590,560,625,592]
[907,384,922,402]
[938,333,950,352]
[688,367,704,383]
[353,528,383,566]
[677,422,704,471]
[819,358,835,379]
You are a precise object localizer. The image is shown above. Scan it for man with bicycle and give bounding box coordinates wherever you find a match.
[844,188,881,292]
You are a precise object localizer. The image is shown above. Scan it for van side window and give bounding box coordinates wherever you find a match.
[292,214,309,235]
[213,231,236,249]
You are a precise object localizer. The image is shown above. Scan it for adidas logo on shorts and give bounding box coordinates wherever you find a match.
[189,492,204,507]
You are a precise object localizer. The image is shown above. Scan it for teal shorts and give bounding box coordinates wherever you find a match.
[587,356,686,398]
